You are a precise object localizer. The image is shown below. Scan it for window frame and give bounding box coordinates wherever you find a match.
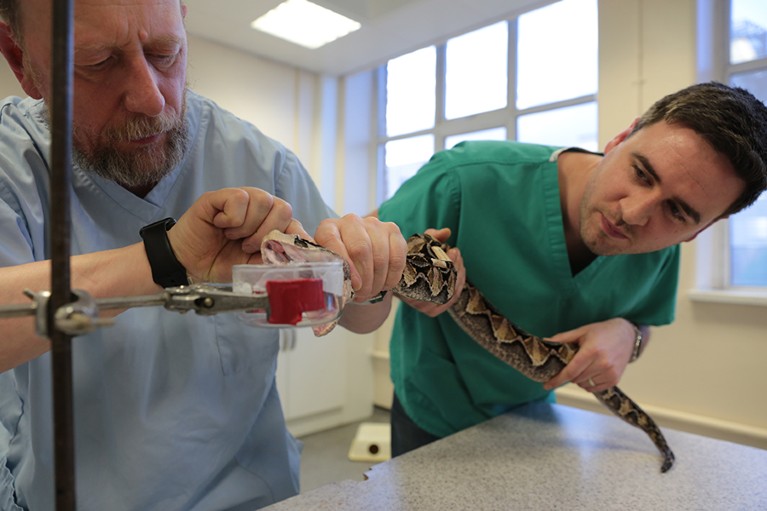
[375,12,598,204]
[689,0,767,305]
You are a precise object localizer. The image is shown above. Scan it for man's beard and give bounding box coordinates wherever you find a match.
[72,98,190,191]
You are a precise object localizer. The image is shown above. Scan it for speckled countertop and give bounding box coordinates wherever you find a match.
[264,402,767,511]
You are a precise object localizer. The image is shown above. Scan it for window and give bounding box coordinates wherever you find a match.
[445,21,508,120]
[377,0,598,202]
[725,0,767,288]
[383,135,435,201]
[444,127,507,150]
[693,0,767,300]
[517,103,598,150]
[516,0,598,110]
[385,47,436,138]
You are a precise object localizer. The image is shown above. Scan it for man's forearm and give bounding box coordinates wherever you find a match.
[338,293,394,334]
[0,243,158,371]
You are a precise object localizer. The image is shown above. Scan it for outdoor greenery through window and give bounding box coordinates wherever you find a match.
[379,0,598,201]
[726,0,767,287]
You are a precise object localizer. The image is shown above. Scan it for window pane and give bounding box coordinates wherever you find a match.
[516,102,598,151]
[730,195,767,286]
[731,68,767,99]
[730,0,767,64]
[517,0,598,109]
[386,47,436,136]
[445,127,507,150]
[384,135,435,199]
[445,22,508,120]
[728,70,767,286]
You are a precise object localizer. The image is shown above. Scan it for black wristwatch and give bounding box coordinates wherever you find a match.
[139,217,190,288]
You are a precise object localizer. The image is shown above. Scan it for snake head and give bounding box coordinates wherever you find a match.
[395,233,456,304]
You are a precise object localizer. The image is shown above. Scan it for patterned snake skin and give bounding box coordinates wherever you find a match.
[261,230,675,472]
[394,233,675,473]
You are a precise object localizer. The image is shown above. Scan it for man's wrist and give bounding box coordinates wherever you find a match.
[139,218,190,288]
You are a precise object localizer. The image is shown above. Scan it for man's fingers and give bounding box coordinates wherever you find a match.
[205,188,252,229]
[314,215,407,301]
[423,227,451,242]
[382,227,408,291]
[543,356,589,390]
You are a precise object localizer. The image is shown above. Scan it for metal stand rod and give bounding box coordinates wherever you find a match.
[49,0,76,509]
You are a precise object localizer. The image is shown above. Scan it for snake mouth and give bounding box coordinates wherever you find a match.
[261,240,292,264]
[261,232,339,266]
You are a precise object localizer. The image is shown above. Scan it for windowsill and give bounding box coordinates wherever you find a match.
[688,288,767,307]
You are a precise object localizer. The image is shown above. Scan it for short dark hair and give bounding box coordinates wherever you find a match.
[633,81,767,217]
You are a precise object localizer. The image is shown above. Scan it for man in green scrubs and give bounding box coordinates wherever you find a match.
[376,82,767,455]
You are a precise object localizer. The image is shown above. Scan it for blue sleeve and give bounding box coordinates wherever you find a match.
[274,149,336,235]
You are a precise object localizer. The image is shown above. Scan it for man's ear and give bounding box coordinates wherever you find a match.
[604,117,641,154]
[0,22,42,99]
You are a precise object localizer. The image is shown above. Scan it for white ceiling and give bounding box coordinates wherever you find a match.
[183,0,555,76]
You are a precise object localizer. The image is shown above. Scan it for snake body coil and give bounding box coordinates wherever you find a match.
[393,233,675,473]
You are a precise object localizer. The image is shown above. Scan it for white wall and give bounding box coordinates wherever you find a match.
[186,35,336,195]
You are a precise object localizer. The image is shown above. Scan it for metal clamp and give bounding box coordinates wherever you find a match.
[22,289,53,337]
[54,289,115,336]
[161,284,269,315]
[0,284,271,337]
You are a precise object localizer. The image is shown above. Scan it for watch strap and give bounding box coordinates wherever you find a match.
[139,217,189,288]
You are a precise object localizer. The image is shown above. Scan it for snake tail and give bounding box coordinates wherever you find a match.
[594,387,675,473]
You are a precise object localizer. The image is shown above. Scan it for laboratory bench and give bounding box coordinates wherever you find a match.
[264,402,767,510]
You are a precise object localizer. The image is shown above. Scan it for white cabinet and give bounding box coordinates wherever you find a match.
[277,327,345,420]
[277,326,374,437]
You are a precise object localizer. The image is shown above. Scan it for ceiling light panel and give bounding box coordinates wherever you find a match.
[250,0,362,49]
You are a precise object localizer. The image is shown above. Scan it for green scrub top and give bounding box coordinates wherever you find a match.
[378,141,680,438]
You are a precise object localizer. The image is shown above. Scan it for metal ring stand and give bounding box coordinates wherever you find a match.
[49,0,76,509]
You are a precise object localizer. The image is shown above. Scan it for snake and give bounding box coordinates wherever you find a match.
[261,230,675,472]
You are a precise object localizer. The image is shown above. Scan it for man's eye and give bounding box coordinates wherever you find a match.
[151,52,179,68]
[668,202,687,223]
[633,164,650,184]
[84,58,113,71]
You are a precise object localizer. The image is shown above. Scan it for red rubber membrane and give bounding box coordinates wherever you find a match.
[266,278,325,325]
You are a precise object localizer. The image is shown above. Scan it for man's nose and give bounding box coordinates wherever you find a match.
[123,57,165,116]
[620,190,661,226]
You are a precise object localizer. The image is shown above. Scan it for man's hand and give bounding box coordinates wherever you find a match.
[168,187,308,283]
[542,318,640,392]
[398,227,466,317]
[314,214,407,302]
